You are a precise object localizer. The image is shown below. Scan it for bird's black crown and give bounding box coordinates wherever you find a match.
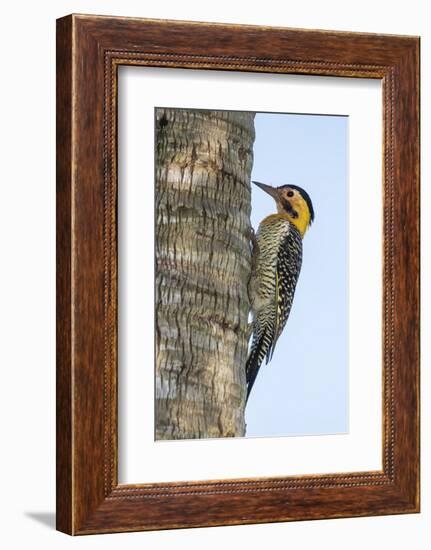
[279,184,315,223]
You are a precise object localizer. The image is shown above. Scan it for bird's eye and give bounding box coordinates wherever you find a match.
[287,191,294,197]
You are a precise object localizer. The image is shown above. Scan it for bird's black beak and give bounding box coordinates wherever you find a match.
[252,181,279,201]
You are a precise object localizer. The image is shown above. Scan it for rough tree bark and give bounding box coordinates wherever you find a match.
[155,108,255,440]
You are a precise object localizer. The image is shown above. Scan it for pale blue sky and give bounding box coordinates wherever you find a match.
[245,112,349,437]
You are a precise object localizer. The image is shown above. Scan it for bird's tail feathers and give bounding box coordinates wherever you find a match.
[245,323,275,402]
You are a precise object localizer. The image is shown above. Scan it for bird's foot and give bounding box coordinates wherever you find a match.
[248,226,257,247]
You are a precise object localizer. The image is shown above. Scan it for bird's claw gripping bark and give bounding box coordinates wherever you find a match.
[249,226,257,247]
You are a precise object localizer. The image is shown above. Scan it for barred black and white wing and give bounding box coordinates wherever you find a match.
[270,225,303,359]
[246,217,302,401]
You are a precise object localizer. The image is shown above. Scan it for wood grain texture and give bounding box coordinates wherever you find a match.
[155,108,254,440]
[56,16,73,535]
[56,14,420,535]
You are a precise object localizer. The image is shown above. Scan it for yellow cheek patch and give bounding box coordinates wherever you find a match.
[289,201,311,237]
[260,193,312,237]
[283,194,311,236]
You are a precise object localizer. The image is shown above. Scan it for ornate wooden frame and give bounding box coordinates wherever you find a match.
[56,14,420,535]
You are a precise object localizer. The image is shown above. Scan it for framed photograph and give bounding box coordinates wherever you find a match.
[56,14,420,535]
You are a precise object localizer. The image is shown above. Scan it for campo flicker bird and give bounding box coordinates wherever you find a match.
[246,181,315,402]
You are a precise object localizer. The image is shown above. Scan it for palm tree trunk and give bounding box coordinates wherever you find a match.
[155,108,255,440]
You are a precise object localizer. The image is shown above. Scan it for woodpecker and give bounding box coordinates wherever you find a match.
[246,181,314,402]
